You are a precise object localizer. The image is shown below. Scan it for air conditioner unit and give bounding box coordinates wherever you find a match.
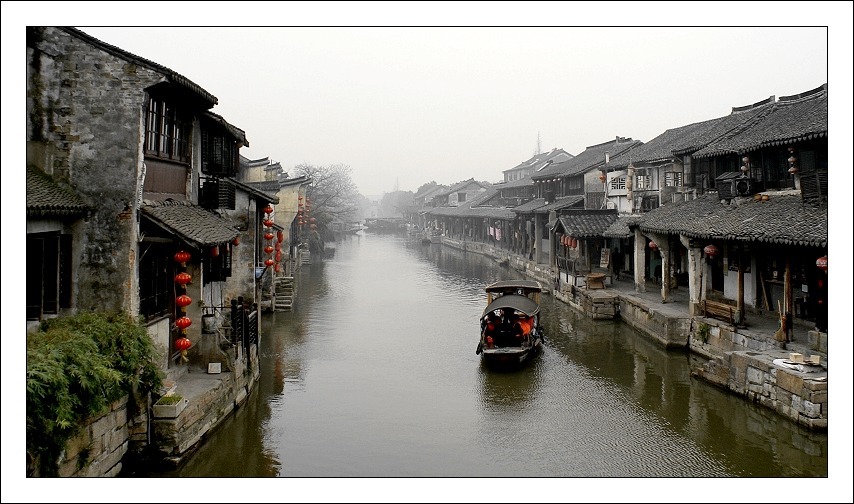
[732,177,755,197]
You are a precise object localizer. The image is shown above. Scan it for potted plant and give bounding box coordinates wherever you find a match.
[153,394,188,418]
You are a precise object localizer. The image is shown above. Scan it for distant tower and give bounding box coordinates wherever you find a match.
[534,132,542,156]
[394,177,399,192]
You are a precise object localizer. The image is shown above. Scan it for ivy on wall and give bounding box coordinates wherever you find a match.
[26,311,163,476]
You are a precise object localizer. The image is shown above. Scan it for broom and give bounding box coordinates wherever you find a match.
[774,300,787,343]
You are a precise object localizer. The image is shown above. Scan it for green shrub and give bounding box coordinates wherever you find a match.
[697,322,711,344]
[26,311,163,476]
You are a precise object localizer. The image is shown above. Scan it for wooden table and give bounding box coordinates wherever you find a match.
[586,273,606,289]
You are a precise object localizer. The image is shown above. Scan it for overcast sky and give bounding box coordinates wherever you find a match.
[76,23,834,197]
[5,2,851,199]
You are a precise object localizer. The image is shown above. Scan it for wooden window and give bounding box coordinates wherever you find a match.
[145,96,190,163]
[139,242,172,320]
[27,232,72,320]
[201,129,237,176]
[635,174,651,190]
[204,244,232,283]
[641,196,659,212]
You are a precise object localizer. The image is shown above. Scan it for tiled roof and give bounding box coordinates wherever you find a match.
[533,137,642,180]
[533,195,585,214]
[229,178,279,204]
[504,148,573,173]
[427,189,517,219]
[204,111,248,146]
[141,199,239,246]
[500,174,538,190]
[634,192,827,246]
[433,178,488,198]
[512,198,547,213]
[555,211,619,238]
[693,84,827,158]
[239,155,270,168]
[63,28,218,108]
[603,214,643,238]
[608,98,774,168]
[26,166,88,218]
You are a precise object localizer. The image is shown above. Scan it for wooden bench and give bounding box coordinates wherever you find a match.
[703,299,736,325]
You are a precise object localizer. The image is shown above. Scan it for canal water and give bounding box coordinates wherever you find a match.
[156,231,827,487]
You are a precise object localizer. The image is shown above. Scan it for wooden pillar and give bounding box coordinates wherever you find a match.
[660,246,671,303]
[737,264,745,325]
[784,257,792,340]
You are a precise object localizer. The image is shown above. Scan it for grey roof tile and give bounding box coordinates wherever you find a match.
[533,137,642,180]
[603,214,644,238]
[141,199,239,246]
[693,85,827,158]
[634,192,827,246]
[555,211,619,238]
[26,166,88,218]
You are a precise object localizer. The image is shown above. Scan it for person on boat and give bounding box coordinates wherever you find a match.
[514,315,534,338]
[483,311,499,334]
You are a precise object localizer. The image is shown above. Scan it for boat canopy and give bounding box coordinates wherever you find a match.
[484,280,542,294]
[482,294,540,319]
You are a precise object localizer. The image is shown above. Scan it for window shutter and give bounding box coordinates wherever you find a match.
[59,234,72,309]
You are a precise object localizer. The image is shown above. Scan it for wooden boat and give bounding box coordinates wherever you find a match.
[476,280,545,367]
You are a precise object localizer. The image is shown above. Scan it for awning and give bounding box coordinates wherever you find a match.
[141,199,239,246]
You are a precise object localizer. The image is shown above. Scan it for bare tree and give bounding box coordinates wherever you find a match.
[293,162,360,219]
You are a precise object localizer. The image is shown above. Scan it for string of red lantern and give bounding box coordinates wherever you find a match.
[263,209,275,270]
[173,251,192,362]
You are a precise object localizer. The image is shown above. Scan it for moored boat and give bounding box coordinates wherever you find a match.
[476,280,545,367]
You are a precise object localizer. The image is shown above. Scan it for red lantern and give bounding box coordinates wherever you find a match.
[176,294,192,308]
[210,245,220,257]
[264,245,274,254]
[275,242,281,251]
[175,272,192,285]
[173,250,191,265]
[263,219,274,228]
[570,237,577,248]
[175,316,192,330]
[265,258,274,267]
[704,244,719,258]
[274,263,281,273]
[816,255,827,272]
[649,241,658,251]
[175,336,192,352]
[298,195,303,201]
[232,236,240,246]
[275,250,282,262]
[277,230,284,243]
[309,217,317,223]
[599,173,606,183]
[263,232,273,241]
[264,204,274,214]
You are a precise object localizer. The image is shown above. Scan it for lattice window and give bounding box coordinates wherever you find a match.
[664,172,683,187]
[610,176,626,190]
